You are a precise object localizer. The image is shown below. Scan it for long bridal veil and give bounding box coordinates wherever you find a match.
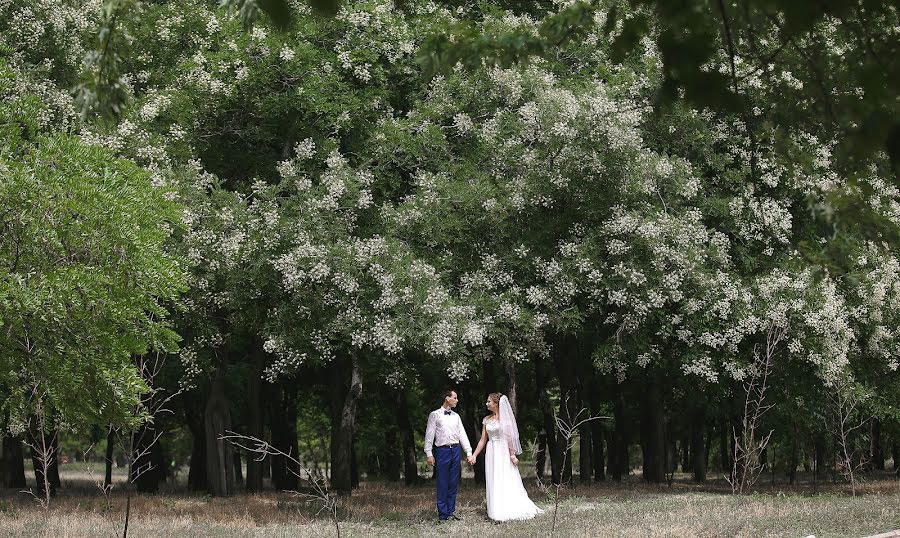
[498,395,521,455]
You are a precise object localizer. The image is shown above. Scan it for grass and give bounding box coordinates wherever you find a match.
[1,469,899,537]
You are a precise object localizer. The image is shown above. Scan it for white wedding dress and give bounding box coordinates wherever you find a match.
[484,416,544,521]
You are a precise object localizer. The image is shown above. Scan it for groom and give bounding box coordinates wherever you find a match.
[424,389,475,522]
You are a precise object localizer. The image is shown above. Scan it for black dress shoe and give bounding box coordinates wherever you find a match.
[449,514,461,521]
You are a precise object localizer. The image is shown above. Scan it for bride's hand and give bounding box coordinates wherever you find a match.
[510,455,518,466]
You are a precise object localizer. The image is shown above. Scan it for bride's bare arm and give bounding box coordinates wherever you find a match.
[472,424,488,458]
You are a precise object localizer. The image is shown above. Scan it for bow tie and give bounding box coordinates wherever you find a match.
[443,410,451,415]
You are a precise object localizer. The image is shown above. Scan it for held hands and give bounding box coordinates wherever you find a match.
[428,455,475,465]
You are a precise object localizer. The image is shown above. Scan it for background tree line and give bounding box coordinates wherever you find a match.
[0,0,898,500]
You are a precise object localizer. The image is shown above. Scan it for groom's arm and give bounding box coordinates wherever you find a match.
[457,416,473,457]
[424,411,437,458]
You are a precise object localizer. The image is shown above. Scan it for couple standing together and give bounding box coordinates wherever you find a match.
[424,390,544,522]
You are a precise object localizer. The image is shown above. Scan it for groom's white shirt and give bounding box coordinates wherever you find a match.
[424,408,473,458]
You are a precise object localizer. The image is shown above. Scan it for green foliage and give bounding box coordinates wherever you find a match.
[0,127,186,432]
[73,0,139,121]
[221,0,296,29]
[417,2,598,76]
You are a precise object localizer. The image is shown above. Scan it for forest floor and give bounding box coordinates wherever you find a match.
[0,468,898,537]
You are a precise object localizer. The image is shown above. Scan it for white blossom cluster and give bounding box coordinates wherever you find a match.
[262,335,309,383]
[366,16,900,391]
[729,190,793,244]
[330,0,421,83]
[251,142,498,379]
[0,0,100,79]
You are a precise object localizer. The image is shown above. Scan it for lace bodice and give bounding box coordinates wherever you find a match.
[483,416,503,441]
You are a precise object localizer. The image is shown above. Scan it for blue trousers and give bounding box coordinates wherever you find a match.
[434,445,461,520]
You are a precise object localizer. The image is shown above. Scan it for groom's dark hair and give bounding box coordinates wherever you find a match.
[442,389,455,404]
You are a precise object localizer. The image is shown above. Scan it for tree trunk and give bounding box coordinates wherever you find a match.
[691,405,707,482]
[476,357,496,484]
[187,410,207,492]
[330,352,363,496]
[459,380,481,485]
[383,425,400,481]
[592,422,606,481]
[536,355,561,484]
[396,390,419,485]
[640,371,665,483]
[608,380,628,481]
[587,372,605,482]
[49,442,60,491]
[579,421,592,485]
[205,367,235,496]
[233,451,244,488]
[535,433,547,480]
[892,441,900,476]
[552,336,579,484]
[1,433,26,488]
[104,427,115,488]
[666,428,678,476]
[788,429,799,485]
[577,371,592,485]
[319,425,328,480]
[871,419,885,471]
[0,436,5,487]
[718,423,729,472]
[351,441,360,488]
[504,357,517,413]
[772,443,777,485]
[814,436,825,488]
[831,437,837,483]
[270,381,299,491]
[604,428,617,480]
[245,345,265,493]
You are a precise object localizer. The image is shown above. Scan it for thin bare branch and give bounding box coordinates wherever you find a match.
[219,431,341,538]
[728,320,784,494]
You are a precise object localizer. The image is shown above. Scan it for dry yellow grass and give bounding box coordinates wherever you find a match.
[1,472,898,537]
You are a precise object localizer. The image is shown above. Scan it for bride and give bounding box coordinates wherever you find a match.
[471,392,544,522]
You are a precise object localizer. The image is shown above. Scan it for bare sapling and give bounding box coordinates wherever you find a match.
[533,393,605,538]
[100,352,182,538]
[826,377,869,496]
[80,439,115,514]
[21,387,57,510]
[220,431,341,538]
[727,321,784,494]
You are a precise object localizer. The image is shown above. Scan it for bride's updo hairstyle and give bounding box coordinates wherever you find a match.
[488,393,502,407]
